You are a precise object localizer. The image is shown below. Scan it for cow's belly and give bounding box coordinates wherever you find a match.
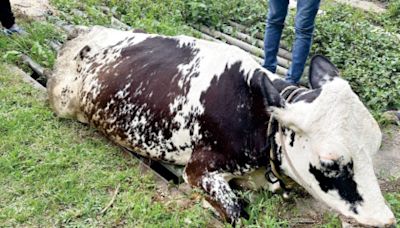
[106,129,194,165]
[80,89,199,165]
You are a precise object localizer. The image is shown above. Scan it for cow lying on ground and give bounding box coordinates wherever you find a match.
[48,26,396,227]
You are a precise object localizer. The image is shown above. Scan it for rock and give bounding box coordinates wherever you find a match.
[383,110,400,125]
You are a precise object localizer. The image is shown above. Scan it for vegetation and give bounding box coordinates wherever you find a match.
[378,0,400,33]
[0,21,61,70]
[51,0,195,36]
[386,192,400,220]
[1,0,399,226]
[311,2,400,121]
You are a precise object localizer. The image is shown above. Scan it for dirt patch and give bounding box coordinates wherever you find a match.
[10,0,55,19]
[380,178,400,193]
[286,196,332,227]
[334,0,387,13]
[374,125,400,180]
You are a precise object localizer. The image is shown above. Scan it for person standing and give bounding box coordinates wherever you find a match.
[263,0,321,84]
[0,0,26,35]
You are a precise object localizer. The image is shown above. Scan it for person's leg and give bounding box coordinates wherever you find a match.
[263,0,289,73]
[285,0,321,84]
[0,0,15,29]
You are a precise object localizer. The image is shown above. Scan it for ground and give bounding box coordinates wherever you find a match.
[374,126,400,180]
[1,0,399,227]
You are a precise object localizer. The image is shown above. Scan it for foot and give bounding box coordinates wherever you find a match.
[4,24,28,36]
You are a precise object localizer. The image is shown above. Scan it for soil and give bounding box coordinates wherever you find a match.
[329,0,387,13]
[374,125,400,180]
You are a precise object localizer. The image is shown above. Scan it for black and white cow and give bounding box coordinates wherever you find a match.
[48,26,396,227]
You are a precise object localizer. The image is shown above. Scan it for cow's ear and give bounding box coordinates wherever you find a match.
[251,69,285,108]
[309,55,340,89]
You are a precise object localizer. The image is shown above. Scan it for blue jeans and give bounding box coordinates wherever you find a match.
[263,0,321,84]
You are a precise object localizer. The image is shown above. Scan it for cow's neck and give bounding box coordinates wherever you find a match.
[265,79,311,193]
[272,79,309,99]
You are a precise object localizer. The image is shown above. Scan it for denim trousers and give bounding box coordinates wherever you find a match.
[0,0,15,29]
[263,0,321,84]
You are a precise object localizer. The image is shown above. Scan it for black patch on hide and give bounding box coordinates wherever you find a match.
[289,132,295,147]
[309,160,363,214]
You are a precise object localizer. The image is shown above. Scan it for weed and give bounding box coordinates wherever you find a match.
[0,21,61,69]
[385,193,400,220]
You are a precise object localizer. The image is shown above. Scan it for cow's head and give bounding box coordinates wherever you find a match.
[268,55,396,227]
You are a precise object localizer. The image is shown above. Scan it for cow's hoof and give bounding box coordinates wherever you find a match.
[228,202,249,223]
[240,209,250,220]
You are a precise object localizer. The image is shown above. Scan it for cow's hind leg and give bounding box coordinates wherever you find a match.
[184,149,249,223]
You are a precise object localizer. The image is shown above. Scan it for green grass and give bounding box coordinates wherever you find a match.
[50,0,198,36]
[1,0,399,226]
[310,1,400,122]
[386,193,400,221]
[240,191,288,227]
[365,0,400,34]
[0,21,62,70]
[0,64,213,227]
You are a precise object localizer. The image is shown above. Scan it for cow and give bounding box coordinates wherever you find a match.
[48,26,396,227]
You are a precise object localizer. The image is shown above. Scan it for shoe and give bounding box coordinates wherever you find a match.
[4,24,28,36]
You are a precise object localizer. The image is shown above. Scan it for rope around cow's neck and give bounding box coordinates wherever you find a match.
[267,85,310,197]
[267,85,337,211]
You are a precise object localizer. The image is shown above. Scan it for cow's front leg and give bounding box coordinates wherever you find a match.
[200,171,249,222]
[184,149,248,223]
